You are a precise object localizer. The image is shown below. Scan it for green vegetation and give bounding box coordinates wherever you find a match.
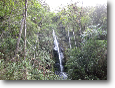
[66,39,107,80]
[0,0,107,80]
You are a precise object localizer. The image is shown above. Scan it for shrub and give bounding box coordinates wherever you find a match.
[66,39,107,80]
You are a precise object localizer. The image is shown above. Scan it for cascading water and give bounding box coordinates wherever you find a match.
[53,30,67,79]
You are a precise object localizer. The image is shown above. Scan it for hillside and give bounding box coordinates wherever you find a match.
[0,0,107,80]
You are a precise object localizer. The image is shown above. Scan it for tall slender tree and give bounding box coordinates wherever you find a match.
[24,0,27,58]
[15,14,25,57]
[73,26,77,48]
[67,25,71,49]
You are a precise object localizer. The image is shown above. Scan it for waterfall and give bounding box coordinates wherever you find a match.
[53,30,67,79]
[53,30,63,72]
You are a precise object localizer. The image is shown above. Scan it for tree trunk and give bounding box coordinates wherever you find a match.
[73,27,77,48]
[15,15,25,56]
[68,25,71,49]
[24,0,27,58]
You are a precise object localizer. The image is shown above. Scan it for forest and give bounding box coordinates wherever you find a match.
[0,0,107,80]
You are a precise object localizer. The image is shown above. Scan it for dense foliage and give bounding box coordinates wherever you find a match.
[66,39,107,80]
[0,0,107,80]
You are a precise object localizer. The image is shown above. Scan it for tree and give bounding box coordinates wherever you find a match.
[24,0,27,58]
[15,13,24,57]
[14,0,28,58]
